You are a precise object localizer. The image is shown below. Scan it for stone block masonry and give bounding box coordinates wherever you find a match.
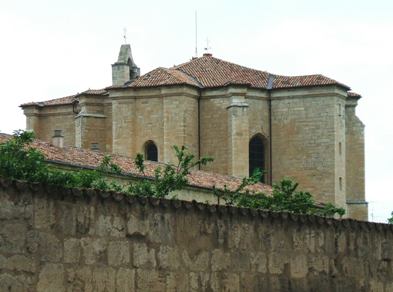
[0,178,391,291]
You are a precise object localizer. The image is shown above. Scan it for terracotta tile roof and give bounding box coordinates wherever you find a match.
[173,56,270,88]
[20,89,107,108]
[128,67,201,88]
[81,89,108,96]
[272,74,349,89]
[21,94,77,107]
[22,56,353,106]
[347,91,362,98]
[0,134,271,194]
[125,55,350,90]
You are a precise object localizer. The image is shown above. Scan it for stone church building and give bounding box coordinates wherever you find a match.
[21,44,367,220]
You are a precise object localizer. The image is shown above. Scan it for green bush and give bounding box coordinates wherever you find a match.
[215,171,345,217]
[388,212,393,224]
[0,130,345,217]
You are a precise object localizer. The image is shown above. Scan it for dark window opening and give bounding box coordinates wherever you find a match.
[53,129,63,137]
[91,143,100,151]
[145,141,158,161]
[249,135,265,183]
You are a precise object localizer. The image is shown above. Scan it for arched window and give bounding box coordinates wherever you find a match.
[145,141,158,161]
[249,135,266,183]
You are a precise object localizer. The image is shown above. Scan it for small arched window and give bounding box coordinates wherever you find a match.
[145,141,158,161]
[249,135,266,183]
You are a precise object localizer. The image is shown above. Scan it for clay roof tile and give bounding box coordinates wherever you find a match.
[20,89,107,108]
[0,133,271,194]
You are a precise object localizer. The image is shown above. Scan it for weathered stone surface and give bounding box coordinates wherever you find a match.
[37,263,65,292]
[157,245,180,270]
[81,238,107,265]
[91,267,116,292]
[189,272,220,292]
[108,241,129,266]
[133,242,156,269]
[220,272,240,292]
[136,269,166,292]
[148,213,174,244]
[126,214,148,238]
[250,252,267,273]
[56,202,76,235]
[268,252,288,275]
[165,272,189,292]
[0,222,27,254]
[4,255,36,273]
[290,254,308,279]
[34,196,55,230]
[0,273,26,292]
[76,205,94,235]
[116,268,135,291]
[66,266,93,292]
[0,193,32,220]
[211,249,230,271]
[64,238,81,263]
[38,232,63,262]
[0,183,391,291]
[182,250,210,272]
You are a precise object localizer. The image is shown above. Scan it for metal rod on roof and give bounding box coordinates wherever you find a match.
[195,10,198,57]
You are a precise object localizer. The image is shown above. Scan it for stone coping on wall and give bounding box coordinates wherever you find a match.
[1,177,391,234]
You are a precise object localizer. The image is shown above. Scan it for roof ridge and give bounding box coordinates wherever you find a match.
[162,68,200,86]
[173,68,204,88]
[174,55,270,75]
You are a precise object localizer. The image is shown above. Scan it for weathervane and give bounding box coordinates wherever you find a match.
[123,28,127,44]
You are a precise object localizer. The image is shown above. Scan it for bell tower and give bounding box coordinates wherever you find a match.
[111,44,140,86]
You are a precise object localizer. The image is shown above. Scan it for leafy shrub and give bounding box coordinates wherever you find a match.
[127,146,213,198]
[0,130,345,217]
[216,171,345,217]
[388,212,393,224]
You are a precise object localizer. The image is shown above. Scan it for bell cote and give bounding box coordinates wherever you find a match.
[111,44,140,86]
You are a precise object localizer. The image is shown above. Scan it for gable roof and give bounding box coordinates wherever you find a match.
[0,133,271,194]
[21,89,107,108]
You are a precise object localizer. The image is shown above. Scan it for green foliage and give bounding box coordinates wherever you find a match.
[0,130,123,192]
[216,175,345,218]
[388,212,393,224]
[0,130,344,218]
[127,145,213,198]
[97,155,122,175]
[0,130,48,182]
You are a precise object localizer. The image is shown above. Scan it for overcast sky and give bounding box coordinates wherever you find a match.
[1,0,392,222]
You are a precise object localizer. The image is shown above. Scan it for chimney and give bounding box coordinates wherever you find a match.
[203,53,212,57]
[52,129,64,148]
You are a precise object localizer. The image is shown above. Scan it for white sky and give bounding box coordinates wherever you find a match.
[0,0,392,222]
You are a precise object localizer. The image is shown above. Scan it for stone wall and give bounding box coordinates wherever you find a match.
[200,87,269,177]
[345,97,367,220]
[111,87,199,164]
[271,87,346,209]
[24,105,76,148]
[0,178,391,291]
